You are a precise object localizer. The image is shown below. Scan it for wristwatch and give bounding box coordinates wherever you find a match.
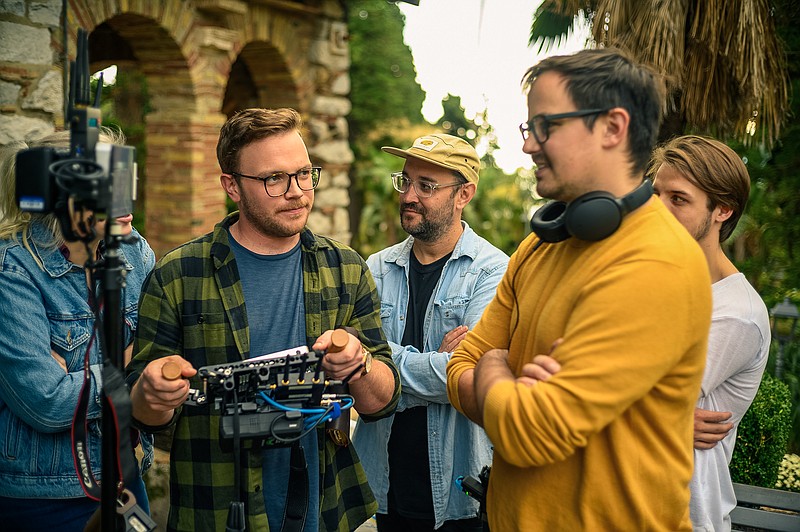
[360,344,373,377]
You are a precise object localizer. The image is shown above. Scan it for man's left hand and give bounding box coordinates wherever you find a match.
[694,408,734,449]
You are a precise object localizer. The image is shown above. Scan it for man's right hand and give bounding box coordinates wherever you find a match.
[694,408,733,449]
[439,325,468,353]
[130,355,197,426]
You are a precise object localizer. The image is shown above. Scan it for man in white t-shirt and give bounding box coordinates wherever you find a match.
[649,135,770,531]
[519,134,770,531]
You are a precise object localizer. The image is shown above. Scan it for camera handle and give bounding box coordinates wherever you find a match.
[325,329,352,446]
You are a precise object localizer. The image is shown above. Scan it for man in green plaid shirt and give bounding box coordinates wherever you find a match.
[127,108,400,531]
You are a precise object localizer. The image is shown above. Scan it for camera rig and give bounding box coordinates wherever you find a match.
[182,345,355,531]
[184,345,354,448]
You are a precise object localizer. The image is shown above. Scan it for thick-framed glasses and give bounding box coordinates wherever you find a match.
[231,167,322,197]
[519,109,610,144]
[391,172,463,198]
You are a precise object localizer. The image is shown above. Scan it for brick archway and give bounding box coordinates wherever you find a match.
[81,6,218,256]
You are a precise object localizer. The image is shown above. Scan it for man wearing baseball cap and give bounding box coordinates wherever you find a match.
[353,133,508,531]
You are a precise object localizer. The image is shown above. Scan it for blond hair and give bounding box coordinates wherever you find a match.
[0,127,126,266]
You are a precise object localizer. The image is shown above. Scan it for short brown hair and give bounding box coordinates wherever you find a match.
[523,48,666,175]
[649,135,750,242]
[216,108,303,174]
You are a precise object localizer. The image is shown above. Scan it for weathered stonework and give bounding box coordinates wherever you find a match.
[0,113,54,144]
[0,22,52,64]
[29,0,62,26]
[0,79,20,106]
[0,0,25,17]
[21,69,62,114]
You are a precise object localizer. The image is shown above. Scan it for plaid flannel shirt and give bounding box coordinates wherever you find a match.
[127,213,400,531]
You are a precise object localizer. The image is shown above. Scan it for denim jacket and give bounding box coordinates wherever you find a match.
[353,221,508,527]
[0,222,155,498]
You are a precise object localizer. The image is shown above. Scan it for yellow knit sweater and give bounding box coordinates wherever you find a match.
[447,198,711,531]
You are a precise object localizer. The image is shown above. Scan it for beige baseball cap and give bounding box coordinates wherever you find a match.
[382,133,480,184]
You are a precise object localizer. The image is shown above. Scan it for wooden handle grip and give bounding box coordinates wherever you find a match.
[326,329,352,447]
[161,361,182,381]
[329,329,349,353]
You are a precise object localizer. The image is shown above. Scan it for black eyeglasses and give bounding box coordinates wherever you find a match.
[391,172,463,198]
[231,167,322,197]
[519,109,610,144]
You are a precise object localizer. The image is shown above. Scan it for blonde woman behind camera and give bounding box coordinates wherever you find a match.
[0,129,154,531]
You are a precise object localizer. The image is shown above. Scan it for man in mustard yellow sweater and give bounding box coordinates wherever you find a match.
[446,48,712,530]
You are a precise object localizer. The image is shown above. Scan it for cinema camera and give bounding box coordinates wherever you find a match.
[15,30,136,237]
[184,345,355,448]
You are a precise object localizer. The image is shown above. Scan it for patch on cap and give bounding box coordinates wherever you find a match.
[411,137,439,152]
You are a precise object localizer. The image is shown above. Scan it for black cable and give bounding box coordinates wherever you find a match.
[510,239,545,335]
[60,0,67,121]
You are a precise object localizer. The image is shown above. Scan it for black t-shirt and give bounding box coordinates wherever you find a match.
[387,250,449,518]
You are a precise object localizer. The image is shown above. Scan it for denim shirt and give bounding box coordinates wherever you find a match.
[0,222,155,498]
[353,221,508,527]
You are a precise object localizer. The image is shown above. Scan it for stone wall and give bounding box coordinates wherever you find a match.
[0,0,353,255]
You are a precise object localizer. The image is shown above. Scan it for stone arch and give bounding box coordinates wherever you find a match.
[223,41,302,116]
[82,12,210,255]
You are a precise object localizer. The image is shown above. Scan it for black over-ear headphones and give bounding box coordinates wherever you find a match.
[530,179,653,243]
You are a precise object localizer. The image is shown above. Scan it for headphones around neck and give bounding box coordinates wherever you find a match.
[530,179,653,243]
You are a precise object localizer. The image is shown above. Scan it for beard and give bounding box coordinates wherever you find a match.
[400,200,454,242]
[691,211,713,242]
[239,187,310,238]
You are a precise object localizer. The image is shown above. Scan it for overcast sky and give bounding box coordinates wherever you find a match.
[399,0,590,173]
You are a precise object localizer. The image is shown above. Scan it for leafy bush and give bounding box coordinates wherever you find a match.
[766,337,800,453]
[730,373,792,487]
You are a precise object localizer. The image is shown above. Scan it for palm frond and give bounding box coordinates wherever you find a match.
[530,9,579,52]
[536,0,790,148]
[600,0,688,102]
[685,0,788,146]
[592,0,631,47]
[530,0,596,53]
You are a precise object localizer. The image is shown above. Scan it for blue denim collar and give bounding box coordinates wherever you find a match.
[29,221,136,278]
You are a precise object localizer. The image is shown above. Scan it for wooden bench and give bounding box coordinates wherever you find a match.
[731,482,800,531]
